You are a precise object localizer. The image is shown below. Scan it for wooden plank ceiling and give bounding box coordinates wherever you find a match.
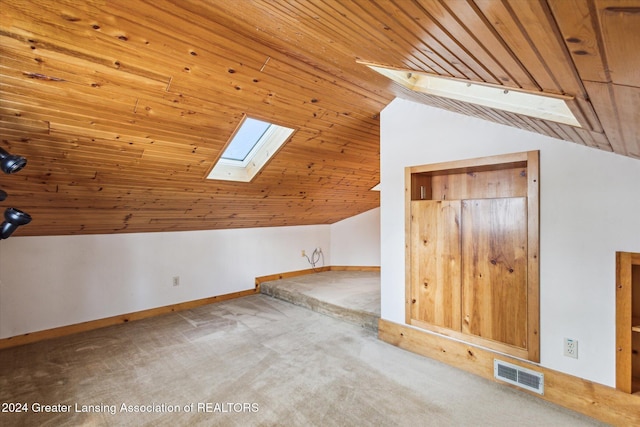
[1,0,638,236]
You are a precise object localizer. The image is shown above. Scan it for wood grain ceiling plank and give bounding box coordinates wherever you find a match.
[503,0,588,96]
[401,0,497,83]
[7,204,353,223]
[1,1,173,86]
[0,130,145,157]
[169,78,377,138]
[0,88,232,151]
[275,144,379,162]
[0,70,139,112]
[366,0,489,81]
[21,168,376,197]
[473,0,566,93]
[547,0,610,83]
[587,129,613,151]
[121,2,388,106]
[2,174,375,203]
[266,163,378,179]
[500,111,540,134]
[572,127,614,152]
[517,115,563,140]
[597,1,640,87]
[1,38,168,94]
[583,81,638,157]
[0,112,49,134]
[609,84,640,158]
[558,123,593,147]
[572,96,604,133]
[21,184,368,201]
[318,0,450,75]
[187,0,395,105]
[47,122,196,154]
[543,120,578,143]
[452,100,510,126]
[0,90,218,156]
[96,0,268,71]
[239,57,387,115]
[439,0,539,90]
[0,81,136,122]
[252,0,392,62]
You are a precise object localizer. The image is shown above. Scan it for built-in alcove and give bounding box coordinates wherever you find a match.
[616,251,640,395]
[405,151,540,361]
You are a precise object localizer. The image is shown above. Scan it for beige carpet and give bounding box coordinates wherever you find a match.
[260,270,380,331]
[0,295,607,426]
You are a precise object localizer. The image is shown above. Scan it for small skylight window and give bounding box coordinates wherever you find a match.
[361,62,581,127]
[207,116,295,182]
[221,118,271,161]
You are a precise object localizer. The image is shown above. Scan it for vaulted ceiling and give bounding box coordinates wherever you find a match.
[1,0,638,236]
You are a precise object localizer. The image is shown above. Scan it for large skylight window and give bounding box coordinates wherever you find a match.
[207,116,295,182]
[361,62,581,127]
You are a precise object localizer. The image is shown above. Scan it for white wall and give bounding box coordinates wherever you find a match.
[0,225,330,338]
[380,98,640,386]
[330,207,380,266]
[0,205,383,340]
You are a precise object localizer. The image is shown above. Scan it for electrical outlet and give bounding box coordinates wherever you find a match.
[172,276,180,287]
[301,250,306,257]
[564,338,578,359]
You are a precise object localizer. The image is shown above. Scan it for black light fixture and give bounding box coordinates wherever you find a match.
[0,208,32,240]
[0,147,27,174]
[1,146,31,239]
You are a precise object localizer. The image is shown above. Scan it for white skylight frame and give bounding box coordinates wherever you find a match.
[362,62,581,127]
[207,116,295,182]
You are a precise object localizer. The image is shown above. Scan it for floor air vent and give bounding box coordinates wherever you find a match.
[494,359,544,395]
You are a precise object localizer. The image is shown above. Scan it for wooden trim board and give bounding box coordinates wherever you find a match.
[329,265,381,272]
[255,266,332,291]
[1,265,380,349]
[255,265,380,292]
[378,318,640,427]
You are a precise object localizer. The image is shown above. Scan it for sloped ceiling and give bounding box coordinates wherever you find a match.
[1,0,638,236]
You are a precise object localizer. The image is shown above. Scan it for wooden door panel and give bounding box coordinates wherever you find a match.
[410,200,462,330]
[461,197,528,348]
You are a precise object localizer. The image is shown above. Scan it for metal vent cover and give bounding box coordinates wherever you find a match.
[494,359,544,395]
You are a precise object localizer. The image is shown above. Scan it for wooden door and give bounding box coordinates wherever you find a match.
[410,200,462,330]
[461,197,528,348]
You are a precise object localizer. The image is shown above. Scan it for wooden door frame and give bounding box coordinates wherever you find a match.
[616,251,640,393]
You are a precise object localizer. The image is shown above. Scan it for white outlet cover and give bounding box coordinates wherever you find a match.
[564,338,578,359]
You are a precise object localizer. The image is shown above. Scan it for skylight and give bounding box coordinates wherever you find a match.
[207,116,295,182]
[221,118,271,161]
[362,62,581,127]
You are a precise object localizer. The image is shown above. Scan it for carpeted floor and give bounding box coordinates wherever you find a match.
[0,295,608,426]
[260,270,380,331]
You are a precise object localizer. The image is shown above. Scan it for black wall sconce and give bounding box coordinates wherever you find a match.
[0,147,27,174]
[1,208,32,240]
[0,147,32,239]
